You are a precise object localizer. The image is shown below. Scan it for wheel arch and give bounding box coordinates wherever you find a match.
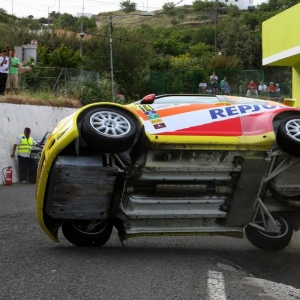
[76,102,144,135]
[272,111,300,135]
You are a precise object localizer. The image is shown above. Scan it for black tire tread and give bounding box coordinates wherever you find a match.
[62,219,113,247]
[277,116,300,158]
[245,214,293,251]
[81,107,137,153]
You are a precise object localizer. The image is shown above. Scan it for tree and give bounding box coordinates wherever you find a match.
[39,17,50,25]
[218,16,262,69]
[154,38,187,56]
[163,2,177,16]
[258,0,299,12]
[120,0,137,13]
[75,16,97,32]
[163,2,175,10]
[37,44,81,68]
[59,13,77,30]
[49,11,59,22]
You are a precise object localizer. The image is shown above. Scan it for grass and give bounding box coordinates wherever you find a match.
[0,90,82,108]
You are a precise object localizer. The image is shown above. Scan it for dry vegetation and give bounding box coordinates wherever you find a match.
[0,94,82,108]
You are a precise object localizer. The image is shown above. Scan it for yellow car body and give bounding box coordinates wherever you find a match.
[35,94,300,251]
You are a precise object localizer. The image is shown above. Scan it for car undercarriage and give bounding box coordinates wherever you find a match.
[36,97,300,250]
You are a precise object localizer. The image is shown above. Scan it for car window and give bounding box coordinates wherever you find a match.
[134,96,220,105]
[228,97,270,105]
[40,132,51,145]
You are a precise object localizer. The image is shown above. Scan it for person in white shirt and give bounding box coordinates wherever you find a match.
[198,79,208,93]
[0,49,10,95]
[31,38,38,46]
[210,71,218,88]
[258,81,267,95]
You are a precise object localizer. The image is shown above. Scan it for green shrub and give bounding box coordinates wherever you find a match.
[170,18,179,25]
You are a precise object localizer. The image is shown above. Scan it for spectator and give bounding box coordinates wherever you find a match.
[0,49,9,95]
[115,91,125,102]
[220,76,228,94]
[258,81,267,95]
[210,71,218,87]
[31,38,38,46]
[247,80,258,96]
[223,82,231,95]
[198,79,208,94]
[6,49,20,95]
[267,82,276,95]
[211,78,219,94]
[206,87,213,94]
[275,84,281,96]
[11,127,43,183]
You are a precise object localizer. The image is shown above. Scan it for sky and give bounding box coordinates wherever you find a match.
[2,0,264,19]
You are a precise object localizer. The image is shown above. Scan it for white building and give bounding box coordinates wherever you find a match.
[220,0,255,10]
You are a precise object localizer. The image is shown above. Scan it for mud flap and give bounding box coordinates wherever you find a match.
[225,158,270,226]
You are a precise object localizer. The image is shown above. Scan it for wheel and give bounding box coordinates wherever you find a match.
[62,219,113,247]
[81,107,137,153]
[245,213,293,251]
[277,116,300,157]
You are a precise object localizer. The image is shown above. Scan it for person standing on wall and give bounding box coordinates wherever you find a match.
[6,49,20,95]
[209,71,218,89]
[0,49,9,95]
[11,127,43,183]
[31,38,38,46]
[220,76,228,94]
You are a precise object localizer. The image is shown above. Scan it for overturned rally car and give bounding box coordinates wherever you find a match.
[36,94,300,251]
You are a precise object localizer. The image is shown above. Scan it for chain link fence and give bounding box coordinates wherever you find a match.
[149,69,292,98]
[19,67,100,95]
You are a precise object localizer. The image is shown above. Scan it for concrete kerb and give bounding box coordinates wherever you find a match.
[0,103,77,184]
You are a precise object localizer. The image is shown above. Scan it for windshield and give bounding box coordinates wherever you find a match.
[40,132,51,145]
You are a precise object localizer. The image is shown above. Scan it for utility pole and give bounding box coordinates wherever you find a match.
[58,0,61,29]
[214,0,218,56]
[80,0,85,57]
[108,12,153,102]
[109,14,115,102]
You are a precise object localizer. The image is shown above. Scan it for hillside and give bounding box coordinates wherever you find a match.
[94,5,225,29]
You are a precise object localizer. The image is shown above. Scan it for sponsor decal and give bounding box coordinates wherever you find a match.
[147,113,160,120]
[138,103,287,135]
[138,105,166,129]
[209,104,281,120]
[151,118,164,125]
[153,123,167,129]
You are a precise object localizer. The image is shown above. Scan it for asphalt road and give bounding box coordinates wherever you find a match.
[1,184,300,300]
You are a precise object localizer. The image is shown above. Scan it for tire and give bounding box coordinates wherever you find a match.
[277,116,300,157]
[245,213,293,251]
[62,219,113,247]
[81,107,137,153]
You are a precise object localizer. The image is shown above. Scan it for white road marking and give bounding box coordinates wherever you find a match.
[207,270,227,300]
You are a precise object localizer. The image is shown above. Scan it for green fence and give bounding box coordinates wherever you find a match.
[149,69,292,98]
[19,67,100,94]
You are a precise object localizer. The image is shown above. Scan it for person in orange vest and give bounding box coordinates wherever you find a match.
[11,127,43,183]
